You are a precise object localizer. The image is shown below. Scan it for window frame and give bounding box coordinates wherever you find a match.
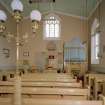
[91,33,100,64]
[95,33,100,60]
[91,18,100,64]
[43,14,61,40]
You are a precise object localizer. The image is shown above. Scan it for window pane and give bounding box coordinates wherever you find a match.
[46,24,50,37]
[55,24,59,37]
[91,34,100,64]
[95,33,99,45]
[44,16,60,39]
[91,36,95,57]
[95,46,99,59]
[50,24,54,37]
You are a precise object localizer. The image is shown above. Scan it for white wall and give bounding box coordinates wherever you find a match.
[0,4,16,70]
[19,13,88,67]
[0,37,16,70]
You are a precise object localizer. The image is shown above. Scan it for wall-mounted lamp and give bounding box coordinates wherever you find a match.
[30,10,41,33]
[0,10,7,33]
[11,0,23,23]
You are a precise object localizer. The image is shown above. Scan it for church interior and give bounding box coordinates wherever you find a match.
[0,0,105,105]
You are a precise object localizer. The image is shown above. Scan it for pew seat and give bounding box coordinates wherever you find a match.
[21,78,76,83]
[22,87,88,96]
[22,81,82,88]
[21,73,75,83]
[0,81,82,88]
[0,87,88,95]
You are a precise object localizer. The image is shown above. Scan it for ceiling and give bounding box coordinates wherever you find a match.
[0,0,99,18]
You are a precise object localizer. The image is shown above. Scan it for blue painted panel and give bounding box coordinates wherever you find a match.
[64,37,86,62]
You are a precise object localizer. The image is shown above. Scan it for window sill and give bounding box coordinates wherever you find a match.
[43,37,60,40]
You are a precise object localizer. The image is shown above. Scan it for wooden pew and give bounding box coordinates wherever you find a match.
[0,81,82,88]
[21,74,76,83]
[0,98,13,105]
[93,75,105,100]
[84,73,105,100]
[0,74,84,102]
[23,99,103,105]
[21,78,76,83]
[21,73,74,82]
[22,87,88,100]
[0,98,103,105]
[84,74,105,87]
[0,86,89,100]
[0,86,14,94]
[22,81,82,88]
[21,73,72,77]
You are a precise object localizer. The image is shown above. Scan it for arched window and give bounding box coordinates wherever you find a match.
[43,14,61,40]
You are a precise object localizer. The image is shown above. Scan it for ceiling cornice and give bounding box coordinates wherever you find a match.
[88,0,102,20]
[11,10,88,20]
[43,11,87,20]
